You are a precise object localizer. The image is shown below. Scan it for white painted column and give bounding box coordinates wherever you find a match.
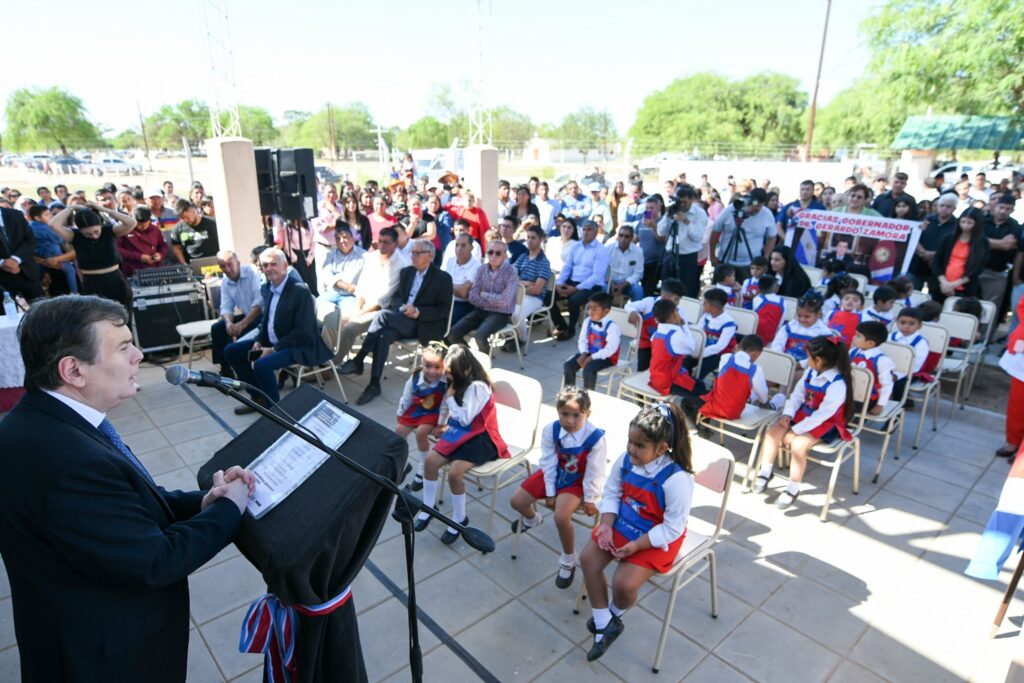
[206,137,263,260]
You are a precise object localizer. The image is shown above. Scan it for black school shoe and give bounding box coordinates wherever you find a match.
[407,474,424,492]
[752,473,774,494]
[586,616,625,662]
[440,516,468,545]
[555,563,576,589]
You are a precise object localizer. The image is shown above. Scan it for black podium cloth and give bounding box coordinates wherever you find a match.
[198,384,408,683]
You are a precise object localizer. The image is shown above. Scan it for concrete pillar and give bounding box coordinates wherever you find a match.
[206,137,263,261]
[898,149,937,197]
[463,144,500,226]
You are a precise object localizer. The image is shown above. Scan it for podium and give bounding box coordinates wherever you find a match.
[197,384,408,683]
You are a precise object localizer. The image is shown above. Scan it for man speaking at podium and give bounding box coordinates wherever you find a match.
[0,295,255,682]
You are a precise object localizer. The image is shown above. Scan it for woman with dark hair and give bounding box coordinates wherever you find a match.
[770,245,813,298]
[545,217,579,273]
[509,185,540,226]
[932,206,990,300]
[47,203,137,310]
[426,193,452,265]
[341,192,372,250]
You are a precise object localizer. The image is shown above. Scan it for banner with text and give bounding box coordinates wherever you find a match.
[785,210,922,285]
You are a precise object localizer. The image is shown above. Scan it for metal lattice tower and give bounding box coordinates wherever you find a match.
[468,0,492,145]
[201,0,241,138]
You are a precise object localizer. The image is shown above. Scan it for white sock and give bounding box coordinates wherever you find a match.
[417,478,438,521]
[759,464,773,479]
[415,451,427,478]
[785,481,801,496]
[558,552,576,579]
[523,512,542,528]
[592,607,611,641]
[609,600,625,618]
[449,493,466,533]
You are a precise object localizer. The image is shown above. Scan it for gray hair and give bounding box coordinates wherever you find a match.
[216,249,237,262]
[259,247,287,265]
[936,194,958,208]
[412,239,435,257]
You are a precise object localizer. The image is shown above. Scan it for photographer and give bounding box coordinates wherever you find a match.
[658,185,708,297]
[708,187,777,280]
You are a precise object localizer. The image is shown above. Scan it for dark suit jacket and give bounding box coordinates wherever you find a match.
[390,264,453,344]
[0,391,242,682]
[0,207,40,280]
[259,275,333,365]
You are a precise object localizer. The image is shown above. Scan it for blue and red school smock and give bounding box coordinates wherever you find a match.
[792,371,852,441]
[699,354,757,421]
[398,373,447,427]
[434,394,509,459]
[521,422,605,500]
[649,328,696,395]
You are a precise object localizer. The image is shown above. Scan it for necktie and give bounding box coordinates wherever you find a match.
[98,418,157,487]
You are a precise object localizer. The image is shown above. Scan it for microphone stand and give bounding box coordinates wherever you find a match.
[208,383,495,683]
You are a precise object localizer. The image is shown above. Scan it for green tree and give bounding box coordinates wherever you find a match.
[279,103,375,157]
[4,87,103,154]
[235,105,277,145]
[145,100,210,150]
[553,107,617,151]
[109,128,143,150]
[812,78,921,150]
[861,0,1024,117]
[491,106,534,151]
[394,116,450,149]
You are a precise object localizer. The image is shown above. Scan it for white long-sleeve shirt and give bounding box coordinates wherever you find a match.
[770,318,836,368]
[624,297,692,326]
[698,311,737,357]
[396,371,445,416]
[851,346,896,405]
[717,351,769,404]
[598,452,693,550]
[863,305,895,326]
[784,367,847,436]
[653,322,696,356]
[822,294,841,318]
[538,421,608,503]
[443,381,491,426]
[578,317,622,361]
[889,330,930,377]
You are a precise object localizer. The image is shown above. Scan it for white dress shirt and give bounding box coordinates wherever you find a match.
[219,264,263,316]
[889,330,929,376]
[443,256,482,302]
[598,452,694,550]
[578,317,622,360]
[354,251,407,309]
[658,204,709,255]
[606,241,644,285]
[698,311,738,356]
[44,390,105,428]
[538,420,608,502]
[266,279,287,345]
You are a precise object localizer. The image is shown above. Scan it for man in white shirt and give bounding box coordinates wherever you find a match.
[316,226,366,345]
[212,249,263,376]
[443,233,481,324]
[658,185,708,297]
[332,227,407,363]
[606,224,644,302]
[709,187,777,278]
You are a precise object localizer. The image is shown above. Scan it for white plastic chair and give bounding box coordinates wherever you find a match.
[778,366,873,522]
[865,342,914,483]
[524,276,557,353]
[617,327,706,407]
[280,308,348,402]
[802,265,823,286]
[176,319,216,368]
[591,307,640,395]
[678,296,702,324]
[781,296,798,322]
[437,368,541,533]
[941,296,995,403]
[935,311,978,416]
[909,291,930,306]
[487,284,527,369]
[848,272,868,291]
[724,305,758,336]
[695,349,796,491]
[910,323,949,449]
[573,438,735,674]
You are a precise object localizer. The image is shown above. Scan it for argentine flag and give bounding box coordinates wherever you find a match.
[794,218,818,267]
[965,448,1024,580]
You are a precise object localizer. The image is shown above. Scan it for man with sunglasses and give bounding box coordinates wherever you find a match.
[446,240,518,353]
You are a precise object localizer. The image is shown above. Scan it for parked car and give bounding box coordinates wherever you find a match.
[315,166,342,184]
[50,156,92,174]
[95,157,143,175]
[931,161,1019,186]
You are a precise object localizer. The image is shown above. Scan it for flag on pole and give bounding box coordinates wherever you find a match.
[794,218,818,266]
[965,448,1024,580]
[869,240,897,283]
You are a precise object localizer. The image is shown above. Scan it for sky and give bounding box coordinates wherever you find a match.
[2,0,878,139]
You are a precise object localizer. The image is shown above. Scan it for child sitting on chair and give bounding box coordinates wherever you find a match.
[625,277,686,372]
[739,256,768,310]
[395,343,447,491]
[415,344,509,545]
[863,285,897,325]
[754,336,855,510]
[564,292,621,390]
[771,294,836,367]
[710,263,740,306]
[753,275,785,344]
[850,321,896,415]
[889,307,931,408]
[647,298,699,398]
[890,276,915,308]
[510,387,608,589]
[827,289,864,346]
[694,288,737,383]
[683,334,777,424]
[580,402,694,662]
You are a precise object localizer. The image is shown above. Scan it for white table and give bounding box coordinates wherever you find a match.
[0,315,25,390]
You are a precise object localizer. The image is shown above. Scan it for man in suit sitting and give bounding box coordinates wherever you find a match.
[0,205,44,308]
[340,239,453,405]
[224,247,332,414]
[0,295,254,682]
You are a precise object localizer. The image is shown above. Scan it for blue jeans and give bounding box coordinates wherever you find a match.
[610,280,644,302]
[224,338,295,403]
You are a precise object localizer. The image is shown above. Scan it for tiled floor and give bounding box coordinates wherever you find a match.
[0,333,1021,683]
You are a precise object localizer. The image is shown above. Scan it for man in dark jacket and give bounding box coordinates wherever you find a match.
[340,239,453,405]
[0,205,44,307]
[225,247,332,413]
[0,295,252,682]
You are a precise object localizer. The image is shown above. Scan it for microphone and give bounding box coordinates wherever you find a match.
[165,364,249,391]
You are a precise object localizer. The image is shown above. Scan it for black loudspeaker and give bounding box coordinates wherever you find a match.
[254,147,277,216]
[273,147,318,221]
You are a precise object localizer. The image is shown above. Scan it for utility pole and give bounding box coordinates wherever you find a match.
[136,101,153,172]
[804,0,832,160]
[327,103,337,161]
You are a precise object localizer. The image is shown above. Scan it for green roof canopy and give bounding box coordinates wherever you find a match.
[891,116,1024,151]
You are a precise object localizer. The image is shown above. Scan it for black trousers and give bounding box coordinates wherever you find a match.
[355,309,420,383]
[662,251,701,298]
[550,281,600,333]
[211,313,260,366]
[563,354,614,390]
[641,261,662,297]
[0,269,44,312]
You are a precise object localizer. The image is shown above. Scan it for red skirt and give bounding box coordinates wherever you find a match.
[398,411,440,428]
[520,470,584,500]
[590,527,686,574]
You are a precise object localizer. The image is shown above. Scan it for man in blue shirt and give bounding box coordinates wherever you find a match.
[561,181,592,227]
[776,179,826,240]
[550,220,611,339]
[213,249,263,377]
